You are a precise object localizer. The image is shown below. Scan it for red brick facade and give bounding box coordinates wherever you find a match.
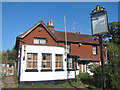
[19,26,57,48]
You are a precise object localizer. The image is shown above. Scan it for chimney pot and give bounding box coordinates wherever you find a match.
[50,20,53,26]
[79,32,80,34]
[47,21,50,26]
[47,20,54,31]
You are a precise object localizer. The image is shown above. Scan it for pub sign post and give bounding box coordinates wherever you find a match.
[90,5,109,90]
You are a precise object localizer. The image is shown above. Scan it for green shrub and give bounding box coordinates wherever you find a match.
[90,62,120,89]
[77,73,94,85]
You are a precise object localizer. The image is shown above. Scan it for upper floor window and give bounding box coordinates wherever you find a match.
[41,53,51,69]
[93,46,97,55]
[55,54,63,69]
[27,53,37,69]
[68,58,73,69]
[34,38,47,44]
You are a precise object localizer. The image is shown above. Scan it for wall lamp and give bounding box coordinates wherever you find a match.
[23,44,26,60]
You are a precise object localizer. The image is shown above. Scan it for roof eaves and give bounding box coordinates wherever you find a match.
[17,20,57,41]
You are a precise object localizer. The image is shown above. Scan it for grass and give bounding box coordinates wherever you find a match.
[17,80,88,88]
[18,83,55,88]
[2,75,96,89]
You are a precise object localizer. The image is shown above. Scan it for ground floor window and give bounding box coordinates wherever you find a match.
[68,58,73,69]
[79,64,86,73]
[42,53,51,69]
[27,53,37,69]
[55,54,63,69]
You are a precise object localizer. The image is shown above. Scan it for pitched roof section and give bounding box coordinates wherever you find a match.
[17,20,57,41]
[52,30,99,44]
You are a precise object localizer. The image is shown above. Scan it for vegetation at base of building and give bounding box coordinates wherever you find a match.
[90,43,120,89]
[76,73,94,85]
[16,78,95,88]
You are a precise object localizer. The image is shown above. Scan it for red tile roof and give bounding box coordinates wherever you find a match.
[52,30,100,44]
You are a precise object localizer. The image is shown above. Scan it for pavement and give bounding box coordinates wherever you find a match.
[2,76,17,89]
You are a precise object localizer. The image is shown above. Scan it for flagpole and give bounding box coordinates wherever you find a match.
[64,14,67,52]
[64,14,68,80]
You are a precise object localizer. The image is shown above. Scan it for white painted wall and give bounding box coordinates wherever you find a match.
[20,45,75,82]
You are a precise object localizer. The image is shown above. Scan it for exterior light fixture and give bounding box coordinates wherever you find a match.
[79,43,82,47]
[23,44,26,60]
[39,28,42,32]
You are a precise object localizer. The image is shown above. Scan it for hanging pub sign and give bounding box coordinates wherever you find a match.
[91,5,108,36]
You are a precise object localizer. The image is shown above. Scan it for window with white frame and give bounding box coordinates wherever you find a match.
[55,54,63,69]
[93,46,97,55]
[42,53,51,69]
[34,38,47,44]
[79,64,86,73]
[68,58,73,69]
[27,53,37,69]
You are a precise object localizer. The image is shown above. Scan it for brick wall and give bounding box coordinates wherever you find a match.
[19,26,57,48]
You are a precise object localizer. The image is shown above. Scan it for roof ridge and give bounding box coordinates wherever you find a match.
[54,30,92,36]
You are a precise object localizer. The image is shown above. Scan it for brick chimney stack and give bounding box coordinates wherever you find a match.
[47,20,54,31]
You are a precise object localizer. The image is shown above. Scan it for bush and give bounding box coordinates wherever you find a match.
[90,63,120,89]
[77,73,94,85]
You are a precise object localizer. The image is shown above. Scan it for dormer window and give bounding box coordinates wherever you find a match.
[34,38,47,44]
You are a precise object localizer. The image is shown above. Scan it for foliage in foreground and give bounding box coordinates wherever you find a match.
[90,42,120,89]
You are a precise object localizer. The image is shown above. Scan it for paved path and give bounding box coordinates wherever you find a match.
[2,76,17,88]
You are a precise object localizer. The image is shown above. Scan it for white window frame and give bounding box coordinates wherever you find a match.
[79,64,86,73]
[93,46,97,55]
[34,38,47,44]
[41,53,52,69]
[26,53,37,69]
[68,58,73,69]
[55,54,63,69]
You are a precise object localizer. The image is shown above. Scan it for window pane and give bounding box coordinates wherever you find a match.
[33,62,37,68]
[59,62,62,67]
[93,46,97,55]
[58,55,62,61]
[27,61,31,68]
[55,54,63,69]
[27,54,32,60]
[47,54,51,60]
[33,54,37,60]
[42,53,51,69]
[56,62,58,67]
[42,62,46,68]
[79,65,82,72]
[42,54,46,60]
[40,39,46,44]
[27,53,37,69]
[47,62,50,68]
[68,58,72,69]
[34,38,39,44]
[83,65,85,72]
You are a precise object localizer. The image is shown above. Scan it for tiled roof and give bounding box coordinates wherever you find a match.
[52,30,100,44]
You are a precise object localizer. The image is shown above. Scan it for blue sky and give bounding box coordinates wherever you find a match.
[2,2,118,51]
